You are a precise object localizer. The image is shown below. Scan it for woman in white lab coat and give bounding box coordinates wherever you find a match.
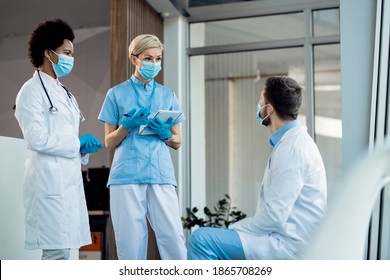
[14,19,103,260]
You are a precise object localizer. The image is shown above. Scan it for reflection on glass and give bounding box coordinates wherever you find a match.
[314,44,341,191]
[313,9,340,36]
[190,13,304,48]
[191,48,305,216]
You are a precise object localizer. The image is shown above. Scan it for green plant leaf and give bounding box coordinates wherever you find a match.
[181,194,247,230]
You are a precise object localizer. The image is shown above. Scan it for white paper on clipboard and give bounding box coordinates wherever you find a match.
[139,110,182,135]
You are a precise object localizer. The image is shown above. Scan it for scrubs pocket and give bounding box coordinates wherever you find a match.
[111,147,137,180]
[158,148,174,178]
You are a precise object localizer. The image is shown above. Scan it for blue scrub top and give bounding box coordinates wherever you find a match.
[98,75,185,187]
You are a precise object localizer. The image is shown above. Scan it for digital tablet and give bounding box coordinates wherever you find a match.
[139,110,182,135]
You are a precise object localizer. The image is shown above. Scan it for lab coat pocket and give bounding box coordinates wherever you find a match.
[35,157,64,196]
[36,196,67,246]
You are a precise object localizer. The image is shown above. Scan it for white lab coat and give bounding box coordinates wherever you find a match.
[230,126,327,259]
[14,71,91,250]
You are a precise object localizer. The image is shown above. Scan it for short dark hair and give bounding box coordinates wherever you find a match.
[28,19,74,68]
[264,76,302,120]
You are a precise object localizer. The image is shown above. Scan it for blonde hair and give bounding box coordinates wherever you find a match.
[128,34,164,56]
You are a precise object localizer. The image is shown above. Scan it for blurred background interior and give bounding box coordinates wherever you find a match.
[0,0,389,260]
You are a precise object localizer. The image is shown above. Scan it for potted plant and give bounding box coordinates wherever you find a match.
[182,194,247,230]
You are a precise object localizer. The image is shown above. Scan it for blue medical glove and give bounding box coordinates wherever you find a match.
[80,145,102,154]
[79,133,103,154]
[147,117,174,140]
[121,108,150,131]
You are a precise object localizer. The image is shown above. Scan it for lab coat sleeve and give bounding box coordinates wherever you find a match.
[15,83,80,158]
[230,145,305,235]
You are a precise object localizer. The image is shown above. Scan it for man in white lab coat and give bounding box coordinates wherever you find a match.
[187,76,327,260]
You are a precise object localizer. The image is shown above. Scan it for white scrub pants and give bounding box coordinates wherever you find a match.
[110,184,187,260]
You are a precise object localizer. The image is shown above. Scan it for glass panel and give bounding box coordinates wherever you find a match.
[187,0,267,7]
[313,9,340,36]
[190,13,304,48]
[314,44,341,192]
[186,0,326,8]
[190,47,305,216]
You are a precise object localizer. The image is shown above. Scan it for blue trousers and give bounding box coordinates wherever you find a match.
[187,227,246,260]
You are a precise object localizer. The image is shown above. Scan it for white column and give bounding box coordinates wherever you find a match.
[163,16,192,217]
[340,0,380,259]
[188,24,206,217]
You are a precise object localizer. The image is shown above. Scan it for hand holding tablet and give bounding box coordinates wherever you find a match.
[139,110,182,135]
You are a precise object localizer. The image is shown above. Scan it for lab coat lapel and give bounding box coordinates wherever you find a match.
[34,72,70,108]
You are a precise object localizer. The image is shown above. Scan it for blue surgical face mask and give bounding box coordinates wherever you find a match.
[256,102,270,127]
[136,58,162,80]
[49,50,74,77]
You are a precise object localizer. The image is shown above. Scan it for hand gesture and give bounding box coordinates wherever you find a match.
[147,117,174,140]
[121,108,150,131]
[79,133,104,154]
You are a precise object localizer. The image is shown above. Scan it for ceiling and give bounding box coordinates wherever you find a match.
[0,0,334,37]
[0,0,339,88]
[0,0,110,38]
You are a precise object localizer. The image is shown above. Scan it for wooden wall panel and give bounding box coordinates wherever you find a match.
[111,0,164,86]
[110,0,130,86]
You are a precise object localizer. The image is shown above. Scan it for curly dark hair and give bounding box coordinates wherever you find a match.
[28,19,74,68]
[264,76,302,120]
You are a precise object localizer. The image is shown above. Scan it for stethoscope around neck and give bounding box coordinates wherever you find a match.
[37,70,85,122]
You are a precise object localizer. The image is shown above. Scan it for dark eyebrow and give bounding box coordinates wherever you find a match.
[144,54,162,58]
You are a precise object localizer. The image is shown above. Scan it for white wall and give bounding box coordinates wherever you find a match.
[340,0,376,172]
[340,0,390,259]
[0,136,41,259]
[0,136,80,259]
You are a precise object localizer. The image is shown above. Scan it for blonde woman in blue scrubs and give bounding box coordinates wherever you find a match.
[98,34,186,260]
